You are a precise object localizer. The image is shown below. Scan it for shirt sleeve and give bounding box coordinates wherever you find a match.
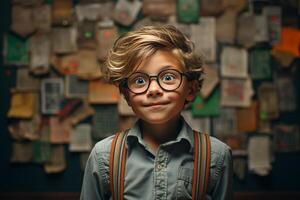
[211,145,233,200]
[80,142,111,200]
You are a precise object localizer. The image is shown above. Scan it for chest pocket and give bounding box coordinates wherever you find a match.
[176,167,193,200]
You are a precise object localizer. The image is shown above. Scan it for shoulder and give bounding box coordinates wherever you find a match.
[93,135,115,155]
[209,136,232,166]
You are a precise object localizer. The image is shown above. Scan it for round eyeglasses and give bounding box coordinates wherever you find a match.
[120,69,195,94]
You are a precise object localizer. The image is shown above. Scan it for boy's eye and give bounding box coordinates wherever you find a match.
[161,73,176,83]
[134,77,147,85]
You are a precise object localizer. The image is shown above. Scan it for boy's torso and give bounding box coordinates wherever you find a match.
[88,119,230,200]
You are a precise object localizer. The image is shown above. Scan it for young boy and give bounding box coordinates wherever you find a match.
[80,25,233,200]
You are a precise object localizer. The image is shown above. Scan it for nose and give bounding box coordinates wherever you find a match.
[146,78,163,97]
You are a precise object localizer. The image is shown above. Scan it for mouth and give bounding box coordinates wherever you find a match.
[143,102,169,107]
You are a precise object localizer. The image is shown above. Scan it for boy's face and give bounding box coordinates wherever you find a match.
[124,49,197,125]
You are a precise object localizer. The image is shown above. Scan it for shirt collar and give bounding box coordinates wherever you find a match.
[126,116,195,152]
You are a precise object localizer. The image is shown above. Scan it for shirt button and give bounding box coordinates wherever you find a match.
[156,164,162,171]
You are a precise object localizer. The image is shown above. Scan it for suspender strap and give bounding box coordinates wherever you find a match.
[109,131,128,200]
[192,131,211,200]
[109,130,211,200]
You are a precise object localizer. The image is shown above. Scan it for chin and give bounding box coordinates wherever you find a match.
[141,114,180,125]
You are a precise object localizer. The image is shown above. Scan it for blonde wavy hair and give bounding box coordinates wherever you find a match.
[102,25,204,89]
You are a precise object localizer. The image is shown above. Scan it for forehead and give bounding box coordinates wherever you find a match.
[134,49,185,74]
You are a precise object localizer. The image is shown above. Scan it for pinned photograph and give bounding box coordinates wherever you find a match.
[177,0,199,23]
[52,27,78,54]
[113,0,142,26]
[221,78,253,108]
[221,46,248,78]
[250,48,271,80]
[258,83,279,120]
[41,78,64,115]
[142,0,176,20]
[3,33,29,66]
[29,33,51,75]
[190,17,216,62]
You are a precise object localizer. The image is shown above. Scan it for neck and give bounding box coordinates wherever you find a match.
[140,116,182,153]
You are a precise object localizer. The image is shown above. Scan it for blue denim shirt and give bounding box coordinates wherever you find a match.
[80,118,233,200]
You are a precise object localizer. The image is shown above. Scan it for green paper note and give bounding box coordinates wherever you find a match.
[192,88,220,117]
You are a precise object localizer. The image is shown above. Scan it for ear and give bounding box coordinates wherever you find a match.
[186,80,199,102]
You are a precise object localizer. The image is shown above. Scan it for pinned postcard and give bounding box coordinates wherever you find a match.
[41,78,64,115]
[237,12,256,48]
[65,75,88,99]
[192,88,220,117]
[7,91,37,119]
[224,0,247,13]
[16,68,40,91]
[49,117,71,144]
[271,49,295,68]
[216,10,236,44]
[11,5,35,37]
[213,107,237,137]
[51,53,79,75]
[96,21,118,61]
[77,49,101,80]
[8,114,41,141]
[29,33,51,75]
[52,0,73,26]
[250,48,271,80]
[221,46,248,78]
[142,0,176,20]
[181,110,211,134]
[88,79,120,104]
[32,140,51,163]
[221,134,247,156]
[263,6,281,45]
[75,2,115,22]
[3,33,29,66]
[201,64,219,99]
[221,78,253,108]
[177,0,200,24]
[68,100,95,126]
[33,4,52,32]
[92,104,119,139]
[69,124,92,152]
[276,75,297,112]
[190,17,216,62]
[10,141,33,163]
[58,99,82,120]
[248,135,272,176]
[254,15,269,43]
[236,101,257,133]
[113,0,142,26]
[258,83,279,120]
[44,145,66,173]
[52,27,78,54]
[78,19,96,49]
[272,27,300,57]
[274,125,300,152]
[200,0,226,16]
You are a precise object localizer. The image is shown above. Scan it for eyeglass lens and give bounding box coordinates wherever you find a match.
[127,69,183,94]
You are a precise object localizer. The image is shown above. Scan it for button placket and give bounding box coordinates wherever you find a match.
[154,149,169,200]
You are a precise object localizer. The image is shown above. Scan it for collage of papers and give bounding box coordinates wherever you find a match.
[4,0,300,179]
